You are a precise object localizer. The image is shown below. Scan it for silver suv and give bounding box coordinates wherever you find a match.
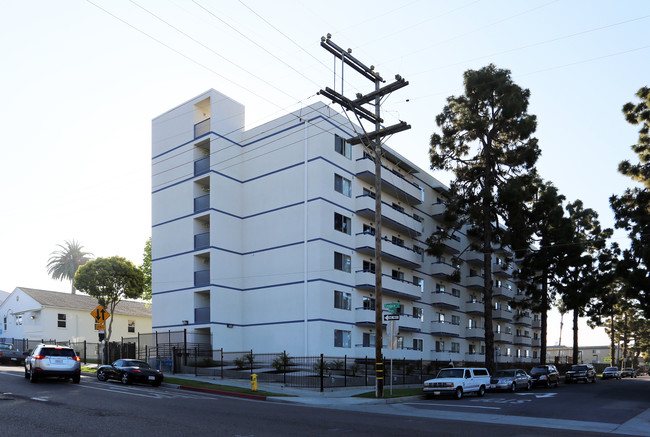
[24,344,81,384]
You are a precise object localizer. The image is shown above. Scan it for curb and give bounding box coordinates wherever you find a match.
[178,385,267,401]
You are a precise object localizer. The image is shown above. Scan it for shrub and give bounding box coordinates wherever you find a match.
[271,352,293,373]
[349,363,360,377]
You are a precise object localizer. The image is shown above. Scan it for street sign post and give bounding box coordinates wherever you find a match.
[384,303,400,314]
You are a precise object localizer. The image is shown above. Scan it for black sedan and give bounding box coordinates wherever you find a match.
[96,359,163,386]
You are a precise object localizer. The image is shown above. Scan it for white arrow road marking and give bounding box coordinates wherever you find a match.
[515,392,557,398]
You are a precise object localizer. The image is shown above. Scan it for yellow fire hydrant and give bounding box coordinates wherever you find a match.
[251,373,258,391]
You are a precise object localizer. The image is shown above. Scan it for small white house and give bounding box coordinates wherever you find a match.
[0,287,152,342]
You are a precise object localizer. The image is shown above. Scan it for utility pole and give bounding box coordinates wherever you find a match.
[318,34,410,398]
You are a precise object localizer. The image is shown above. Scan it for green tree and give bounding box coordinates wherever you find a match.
[516,181,573,364]
[610,86,650,317]
[140,237,152,302]
[73,256,144,344]
[46,239,93,294]
[428,64,540,373]
[558,200,611,365]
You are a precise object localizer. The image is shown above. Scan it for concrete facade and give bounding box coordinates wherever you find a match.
[151,89,541,362]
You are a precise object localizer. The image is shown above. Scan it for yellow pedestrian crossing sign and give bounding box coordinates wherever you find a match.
[91,305,111,323]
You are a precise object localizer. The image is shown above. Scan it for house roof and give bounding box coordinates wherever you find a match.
[17,287,151,318]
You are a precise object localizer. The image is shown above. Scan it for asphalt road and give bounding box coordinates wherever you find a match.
[0,365,648,436]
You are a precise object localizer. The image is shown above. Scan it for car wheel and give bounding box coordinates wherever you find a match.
[591,376,596,383]
[121,372,131,385]
[29,368,38,383]
[545,379,550,388]
[526,381,532,390]
[72,375,80,384]
[554,379,559,388]
[510,382,516,393]
[97,369,107,382]
[454,387,463,400]
[477,385,486,397]
[24,368,29,379]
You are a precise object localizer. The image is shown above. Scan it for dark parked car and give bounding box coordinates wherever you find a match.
[621,368,637,378]
[96,359,163,386]
[24,344,81,383]
[490,369,532,392]
[0,343,26,365]
[565,364,596,383]
[530,364,559,388]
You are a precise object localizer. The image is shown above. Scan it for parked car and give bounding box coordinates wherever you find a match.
[24,344,81,383]
[602,366,622,380]
[565,364,596,383]
[0,342,27,365]
[529,364,560,388]
[490,369,532,392]
[621,368,637,378]
[423,367,490,399]
[96,359,163,387]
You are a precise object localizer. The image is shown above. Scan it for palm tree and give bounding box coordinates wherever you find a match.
[46,240,93,294]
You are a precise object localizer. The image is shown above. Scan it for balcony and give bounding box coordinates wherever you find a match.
[194,118,210,138]
[465,352,485,362]
[532,319,542,329]
[355,157,423,205]
[194,232,210,250]
[493,308,513,321]
[465,275,485,290]
[465,327,485,340]
[355,232,422,268]
[431,202,446,218]
[494,331,513,343]
[514,335,532,346]
[194,194,210,213]
[355,195,423,236]
[194,156,210,177]
[493,286,514,300]
[465,300,484,315]
[398,314,424,333]
[194,306,210,324]
[194,269,210,287]
[431,262,459,278]
[430,321,460,337]
[354,307,377,326]
[513,314,533,326]
[431,290,460,309]
[493,262,513,278]
[463,250,484,266]
[532,338,541,347]
[355,270,422,300]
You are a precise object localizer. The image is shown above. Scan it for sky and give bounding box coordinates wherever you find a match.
[1,0,648,347]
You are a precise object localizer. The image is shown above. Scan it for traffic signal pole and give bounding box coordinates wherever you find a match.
[318,35,410,398]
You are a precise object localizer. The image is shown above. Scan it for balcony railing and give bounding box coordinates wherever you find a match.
[430,320,461,337]
[194,306,210,324]
[194,232,210,250]
[194,269,210,287]
[194,194,210,213]
[194,156,210,176]
[355,232,423,268]
[431,290,460,309]
[194,118,210,138]
[355,156,423,205]
[355,195,423,236]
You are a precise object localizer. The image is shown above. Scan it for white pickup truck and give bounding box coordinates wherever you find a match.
[423,367,491,399]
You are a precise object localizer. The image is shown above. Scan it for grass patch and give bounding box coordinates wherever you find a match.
[163,376,294,397]
[353,387,424,399]
[82,366,97,373]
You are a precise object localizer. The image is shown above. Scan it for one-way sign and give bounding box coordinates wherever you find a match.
[384,314,400,321]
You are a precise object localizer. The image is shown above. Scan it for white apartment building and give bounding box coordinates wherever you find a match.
[151,89,541,363]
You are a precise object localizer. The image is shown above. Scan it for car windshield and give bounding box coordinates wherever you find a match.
[40,348,76,357]
[604,367,618,371]
[530,367,548,375]
[0,344,12,350]
[437,369,464,379]
[571,365,587,371]
[124,360,151,369]
[494,370,515,378]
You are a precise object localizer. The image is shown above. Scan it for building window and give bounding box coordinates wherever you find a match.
[392,203,405,213]
[128,320,135,333]
[468,344,476,354]
[451,315,461,325]
[362,296,376,310]
[334,252,351,273]
[57,313,66,328]
[437,312,445,322]
[363,224,375,235]
[436,341,445,352]
[451,288,461,297]
[451,342,460,353]
[391,270,404,281]
[413,338,423,351]
[16,315,23,326]
[391,236,404,247]
[3,317,6,331]
[363,332,375,347]
[363,187,376,199]
[334,174,351,197]
[533,350,538,359]
[396,336,404,350]
[334,213,351,235]
[334,329,351,348]
[334,290,351,310]
[334,135,351,159]
[413,307,423,322]
[413,245,423,255]
[435,283,445,293]
[363,260,376,273]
